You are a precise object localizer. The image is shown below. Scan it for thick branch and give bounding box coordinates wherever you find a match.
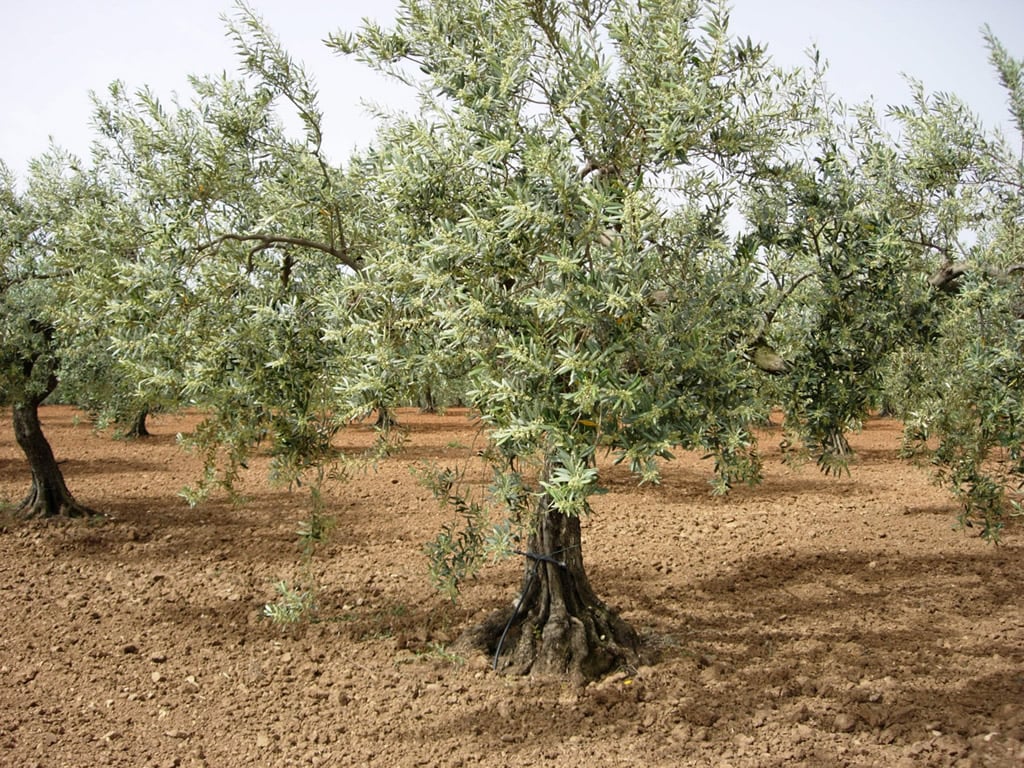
[749,342,788,375]
[928,262,970,292]
[928,261,1024,292]
[0,269,74,296]
[195,232,362,272]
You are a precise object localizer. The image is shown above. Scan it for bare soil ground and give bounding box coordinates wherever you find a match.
[1,406,1022,768]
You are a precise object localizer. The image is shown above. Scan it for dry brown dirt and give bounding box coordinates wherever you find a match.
[1,406,1022,767]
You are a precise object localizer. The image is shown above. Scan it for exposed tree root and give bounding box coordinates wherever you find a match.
[15,480,95,519]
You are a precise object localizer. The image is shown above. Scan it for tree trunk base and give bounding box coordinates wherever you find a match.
[15,483,95,520]
[12,394,97,519]
[375,408,397,429]
[124,410,150,439]
[455,479,640,681]
[457,595,639,682]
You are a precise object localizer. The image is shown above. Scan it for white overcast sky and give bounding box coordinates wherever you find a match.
[2,0,1023,180]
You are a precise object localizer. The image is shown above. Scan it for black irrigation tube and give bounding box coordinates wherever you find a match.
[492,548,571,672]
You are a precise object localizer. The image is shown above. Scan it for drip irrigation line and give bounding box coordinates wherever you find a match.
[492,547,573,672]
[512,549,567,568]
[493,561,537,672]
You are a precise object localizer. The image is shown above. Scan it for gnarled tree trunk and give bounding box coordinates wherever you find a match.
[11,390,92,519]
[460,490,639,681]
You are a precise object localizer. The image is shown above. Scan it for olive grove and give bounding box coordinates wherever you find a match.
[1,0,1021,680]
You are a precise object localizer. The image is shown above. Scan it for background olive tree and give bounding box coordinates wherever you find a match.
[0,152,109,517]
[882,30,1024,539]
[745,27,1024,538]
[81,6,374,501]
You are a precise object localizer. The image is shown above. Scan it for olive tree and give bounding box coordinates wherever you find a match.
[741,91,940,474]
[746,27,1024,536]
[883,30,1024,538]
[82,5,374,498]
[0,153,104,517]
[332,0,815,679]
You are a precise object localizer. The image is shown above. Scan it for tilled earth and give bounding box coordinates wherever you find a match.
[1,406,1022,767]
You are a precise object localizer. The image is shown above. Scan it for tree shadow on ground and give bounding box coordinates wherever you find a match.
[621,545,1022,742]
[420,544,1024,762]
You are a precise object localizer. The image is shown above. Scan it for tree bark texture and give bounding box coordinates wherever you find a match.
[11,396,91,518]
[459,492,639,681]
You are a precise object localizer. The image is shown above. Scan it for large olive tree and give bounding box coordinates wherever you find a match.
[332,0,815,679]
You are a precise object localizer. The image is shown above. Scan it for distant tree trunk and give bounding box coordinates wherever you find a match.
[375,406,397,430]
[11,382,92,519]
[125,408,150,438]
[419,387,437,414]
[460,473,639,681]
